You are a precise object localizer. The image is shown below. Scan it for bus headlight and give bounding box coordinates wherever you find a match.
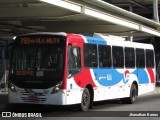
[52,86,60,93]
[51,81,62,94]
[8,81,17,92]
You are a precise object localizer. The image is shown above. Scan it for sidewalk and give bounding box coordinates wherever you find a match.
[0,89,8,95]
[152,86,160,94]
[154,82,160,94]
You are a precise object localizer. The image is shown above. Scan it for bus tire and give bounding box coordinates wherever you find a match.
[130,84,137,103]
[121,84,137,104]
[80,87,90,111]
[128,84,138,104]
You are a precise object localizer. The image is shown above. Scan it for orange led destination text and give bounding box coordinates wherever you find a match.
[16,70,34,76]
[20,37,60,44]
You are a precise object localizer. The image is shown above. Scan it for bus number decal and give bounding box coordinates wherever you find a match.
[16,70,34,76]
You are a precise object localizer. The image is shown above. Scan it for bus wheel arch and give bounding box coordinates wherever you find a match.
[126,81,138,104]
[80,84,94,111]
[121,81,138,104]
[129,82,138,104]
[132,81,138,96]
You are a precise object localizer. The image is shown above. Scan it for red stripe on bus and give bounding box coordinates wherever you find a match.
[147,68,155,83]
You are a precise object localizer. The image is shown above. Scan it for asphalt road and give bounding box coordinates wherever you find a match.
[0,87,160,120]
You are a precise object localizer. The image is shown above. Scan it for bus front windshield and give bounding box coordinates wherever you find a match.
[10,45,65,89]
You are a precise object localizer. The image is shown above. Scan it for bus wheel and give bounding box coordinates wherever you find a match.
[121,84,137,104]
[130,84,137,103]
[80,88,90,111]
[127,84,137,104]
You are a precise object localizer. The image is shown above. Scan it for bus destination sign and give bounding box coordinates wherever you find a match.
[19,37,61,45]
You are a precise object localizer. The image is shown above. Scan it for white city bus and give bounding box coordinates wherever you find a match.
[8,32,156,111]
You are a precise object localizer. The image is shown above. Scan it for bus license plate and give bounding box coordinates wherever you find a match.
[28,95,38,102]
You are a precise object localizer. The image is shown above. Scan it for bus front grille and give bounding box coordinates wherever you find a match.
[20,96,47,103]
[19,89,47,103]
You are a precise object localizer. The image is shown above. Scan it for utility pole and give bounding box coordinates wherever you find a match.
[153,0,159,23]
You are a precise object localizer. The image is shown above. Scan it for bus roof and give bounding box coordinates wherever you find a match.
[13,32,154,50]
[84,34,154,50]
[14,32,67,39]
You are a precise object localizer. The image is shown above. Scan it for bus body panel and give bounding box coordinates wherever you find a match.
[8,87,66,105]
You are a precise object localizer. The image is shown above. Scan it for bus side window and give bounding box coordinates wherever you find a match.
[68,46,81,78]
[98,45,111,68]
[125,47,135,68]
[146,49,154,68]
[83,43,98,68]
[136,48,145,68]
[112,46,124,68]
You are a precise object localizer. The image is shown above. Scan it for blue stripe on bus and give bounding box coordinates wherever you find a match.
[85,36,107,45]
[92,68,149,86]
[132,69,149,84]
[93,68,123,86]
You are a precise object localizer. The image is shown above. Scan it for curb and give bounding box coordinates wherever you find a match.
[0,90,8,95]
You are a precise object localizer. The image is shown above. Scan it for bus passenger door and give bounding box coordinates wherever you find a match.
[66,45,82,104]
